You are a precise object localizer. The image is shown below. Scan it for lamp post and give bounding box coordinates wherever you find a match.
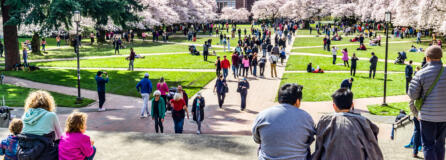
[382,11,391,106]
[74,11,83,104]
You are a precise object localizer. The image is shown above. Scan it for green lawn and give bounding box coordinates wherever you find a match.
[292,42,434,63]
[3,69,216,98]
[23,41,221,60]
[280,73,405,102]
[292,36,417,47]
[1,84,94,107]
[367,102,410,116]
[286,55,406,72]
[32,52,232,69]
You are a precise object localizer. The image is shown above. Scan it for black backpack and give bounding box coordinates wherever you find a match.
[17,132,58,160]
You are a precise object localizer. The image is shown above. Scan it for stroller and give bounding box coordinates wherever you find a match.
[0,96,13,128]
[166,87,178,111]
[394,51,407,64]
[189,45,200,56]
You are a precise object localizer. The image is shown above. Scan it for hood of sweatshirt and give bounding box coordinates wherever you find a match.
[22,108,48,126]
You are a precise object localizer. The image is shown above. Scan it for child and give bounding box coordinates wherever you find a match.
[0,119,23,160]
[59,112,96,160]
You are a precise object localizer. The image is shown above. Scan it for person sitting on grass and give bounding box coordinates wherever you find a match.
[350,36,359,42]
[307,63,314,73]
[59,112,96,160]
[331,33,342,41]
[0,119,23,160]
[340,78,354,90]
[312,89,383,160]
[357,43,367,50]
[409,45,418,52]
[369,36,380,46]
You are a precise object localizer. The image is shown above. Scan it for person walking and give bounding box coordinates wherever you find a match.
[259,55,267,77]
[369,52,378,79]
[192,93,205,134]
[408,46,446,160]
[41,38,46,52]
[114,38,121,55]
[151,90,166,133]
[56,35,61,47]
[331,46,338,65]
[252,83,315,160]
[95,71,109,112]
[351,53,359,76]
[203,41,209,61]
[417,31,422,44]
[237,78,249,111]
[342,48,349,67]
[405,60,414,93]
[22,48,28,67]
[128,48,136,71]
[157,77,169,110]
[252,53,258,77]
[221,55,230,79]
[326,38,331,52]
[270,53,278,78]
[231,52,239,79]
[242,55,250,77]
[170,93,189,134]
[215,56,221,77]
[214,75,227,109]
[136,73,153,118]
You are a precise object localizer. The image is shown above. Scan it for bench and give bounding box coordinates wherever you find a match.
[391,115,412,140]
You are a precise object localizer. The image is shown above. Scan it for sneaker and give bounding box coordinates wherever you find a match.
[196,130,201,134]
[418,146,422,151]
[98,108,106,112]
[139,116,145,119]
[404,144,413,148]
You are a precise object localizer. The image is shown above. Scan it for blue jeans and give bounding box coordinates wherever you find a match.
[173,118,185,133]
[232,65,238,78]
[413,118,422,155]
[421,120,446,160]
[253,65,257,76]
[223,68,228,79]
[85,146,96,160]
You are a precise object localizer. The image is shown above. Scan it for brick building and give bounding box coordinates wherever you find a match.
[216,0,257,13]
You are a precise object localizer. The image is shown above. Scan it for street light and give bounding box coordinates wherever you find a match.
[74,11,83,104]
[382,11,391,106]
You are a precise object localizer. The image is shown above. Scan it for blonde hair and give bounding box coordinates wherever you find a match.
[65,112,87,133]
[24,90,56,112]
[173,93,183,101]
[9,119,23,135]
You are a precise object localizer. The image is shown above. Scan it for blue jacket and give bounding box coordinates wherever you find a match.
[340,79,352,89]
[136,78,153,94]
[95,76,109,92]
[405,65,413,78]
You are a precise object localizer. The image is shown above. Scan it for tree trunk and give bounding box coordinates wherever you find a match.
[31,32,41,54]
[1,0,20,71]
[97,29,106,43]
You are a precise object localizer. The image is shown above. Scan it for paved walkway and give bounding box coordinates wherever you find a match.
[27,52,188,63]
[39,67,214,72]
[292,40,415,49]
[290,52,423,66]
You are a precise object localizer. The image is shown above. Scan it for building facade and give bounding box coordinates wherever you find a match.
[217,0,257,13]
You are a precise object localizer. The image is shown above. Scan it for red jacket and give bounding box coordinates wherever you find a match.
[221,59,230,69]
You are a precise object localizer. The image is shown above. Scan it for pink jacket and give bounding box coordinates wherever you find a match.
[157,82,169,95]
[58,132,94,160]
[242,59,250,68]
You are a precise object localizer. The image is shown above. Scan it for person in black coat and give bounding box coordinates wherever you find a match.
[237,78,250,111]
[192,93,205,134]
[340,78,354,90]
[369,52,378,79]
[405,60,414,93]
[214,75,227,108]
[351,53,359,76]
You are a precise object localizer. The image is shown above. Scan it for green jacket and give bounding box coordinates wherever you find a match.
[151,97,166,119]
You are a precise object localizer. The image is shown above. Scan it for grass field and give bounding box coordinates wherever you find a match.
[280,72,406,102]
[1,84,94,107]
[368,102,410,116]
[4,69,216,98]
[292,36,421,47]
[32,52,232,69]
[286,55,406,72]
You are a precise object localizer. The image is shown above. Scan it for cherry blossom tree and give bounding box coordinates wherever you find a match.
[251,0,287,22]
[220,7,251,22]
